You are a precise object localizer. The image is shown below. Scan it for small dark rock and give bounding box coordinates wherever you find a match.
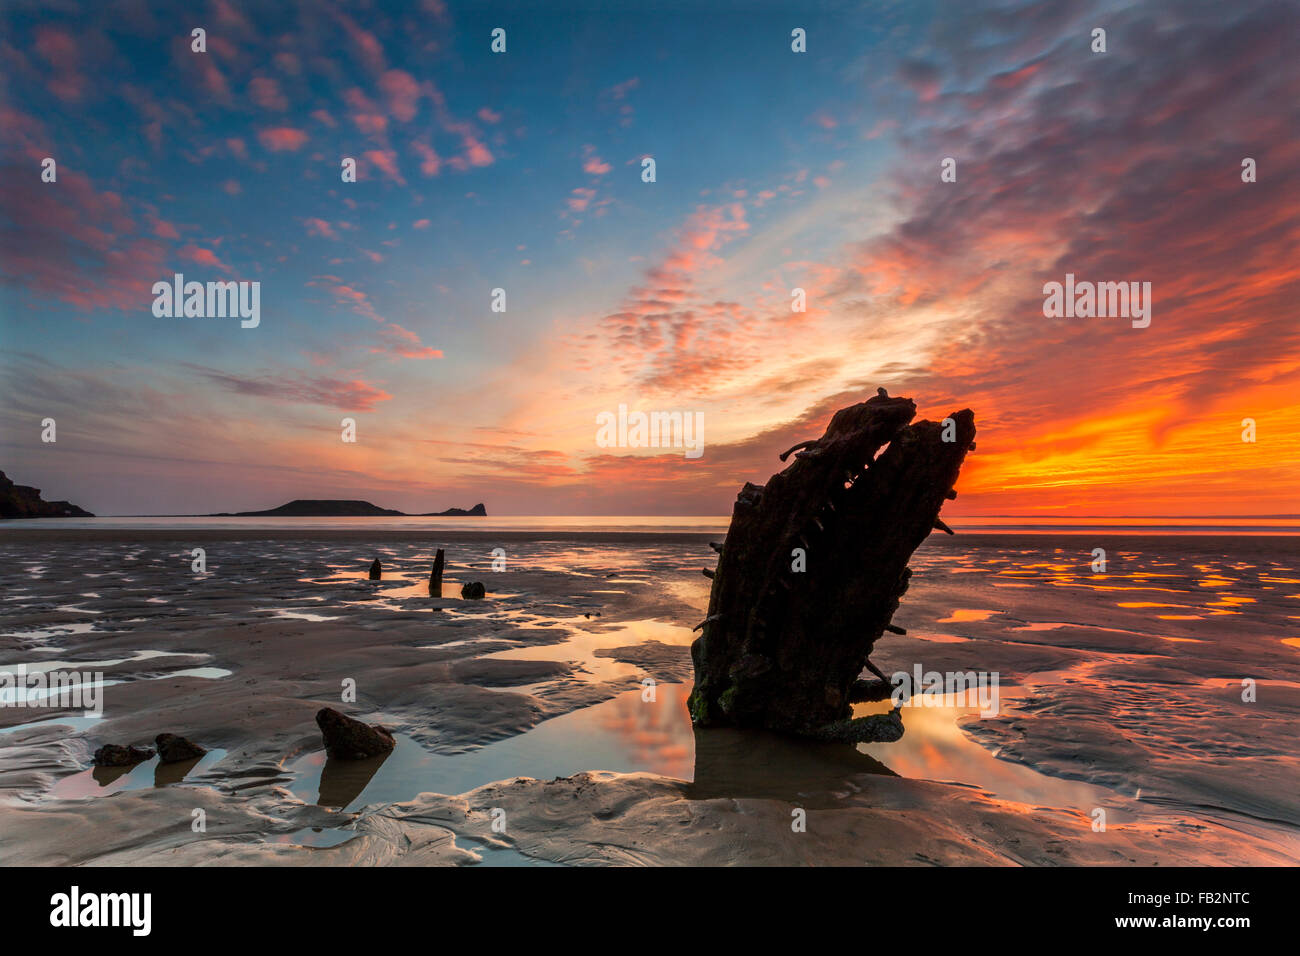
[155,733,207,763]
[368,558,382,580]
[316,707,396,760]
[92,744,154,767]
[460,581,486,599]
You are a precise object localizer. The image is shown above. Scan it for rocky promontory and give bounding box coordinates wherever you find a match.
[212,499,486,517]
[0,471,93,519]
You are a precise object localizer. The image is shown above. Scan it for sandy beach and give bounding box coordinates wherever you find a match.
[1,527,1296,866]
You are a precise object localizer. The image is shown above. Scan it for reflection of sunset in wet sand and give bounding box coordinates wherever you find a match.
[286,685,698,811]
[938,609,997,623]
[3,531,1297,863]
[595,684,693,782]
[882,536,1300,856]
[856,696,1135,820]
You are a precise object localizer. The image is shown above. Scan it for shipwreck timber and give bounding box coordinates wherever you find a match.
[688,389,975,742]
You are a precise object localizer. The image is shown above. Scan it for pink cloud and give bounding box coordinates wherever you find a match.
[898,59,941,103]
[308,276,441,361]
[334,11,387,74]
[151,217,180,240]
[567,187,596,213]
[344,88,388,136]
[211,0,253,32]
[424,87,496,171]
[379,70,421,122]
[478,106,501,124]
[677,203,749,257]
[864,118,898,140]
[274,52,301,75]
[310,276,383,323]
[178,244,231,273]
[582,145,611,176]
[602,77,640,126]
[991,61,1042,90]
[607,77,639,99]
[0,165,169,312]
[191,52,231,103]
[248,75,289,111]
[34,28,84,102]
[303,218,339,240]
[339,379,392,410]
[412,140,442,177]
[462,136,493,167]
[551,198,773,393]
[258,127,308,151]
[33,26,77,68]
[363,149,405,185]
[0,106,51,161]
[194,366,394,411]
[373,322,442,360]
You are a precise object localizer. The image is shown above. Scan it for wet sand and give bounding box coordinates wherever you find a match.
[1,529,1297,865]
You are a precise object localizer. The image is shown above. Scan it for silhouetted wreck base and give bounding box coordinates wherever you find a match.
[688,389,975,742]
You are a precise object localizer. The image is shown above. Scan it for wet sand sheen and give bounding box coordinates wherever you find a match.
[0,530,1297,864]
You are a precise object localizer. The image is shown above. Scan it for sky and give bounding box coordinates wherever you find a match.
[1,0,1297,518]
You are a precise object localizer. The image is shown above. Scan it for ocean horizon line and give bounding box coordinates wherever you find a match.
[3,514,1299,536]
[10,511,1300,521]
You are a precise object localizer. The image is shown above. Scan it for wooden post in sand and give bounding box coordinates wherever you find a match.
[429,548,445,594]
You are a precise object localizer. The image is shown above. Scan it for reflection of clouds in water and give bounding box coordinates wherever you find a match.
[596,684,694,781]
[50,749,227,799]
[913,542,1292,624]
[938,608,997,623]
[860,701,1136,819]
[483,618,694,685]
